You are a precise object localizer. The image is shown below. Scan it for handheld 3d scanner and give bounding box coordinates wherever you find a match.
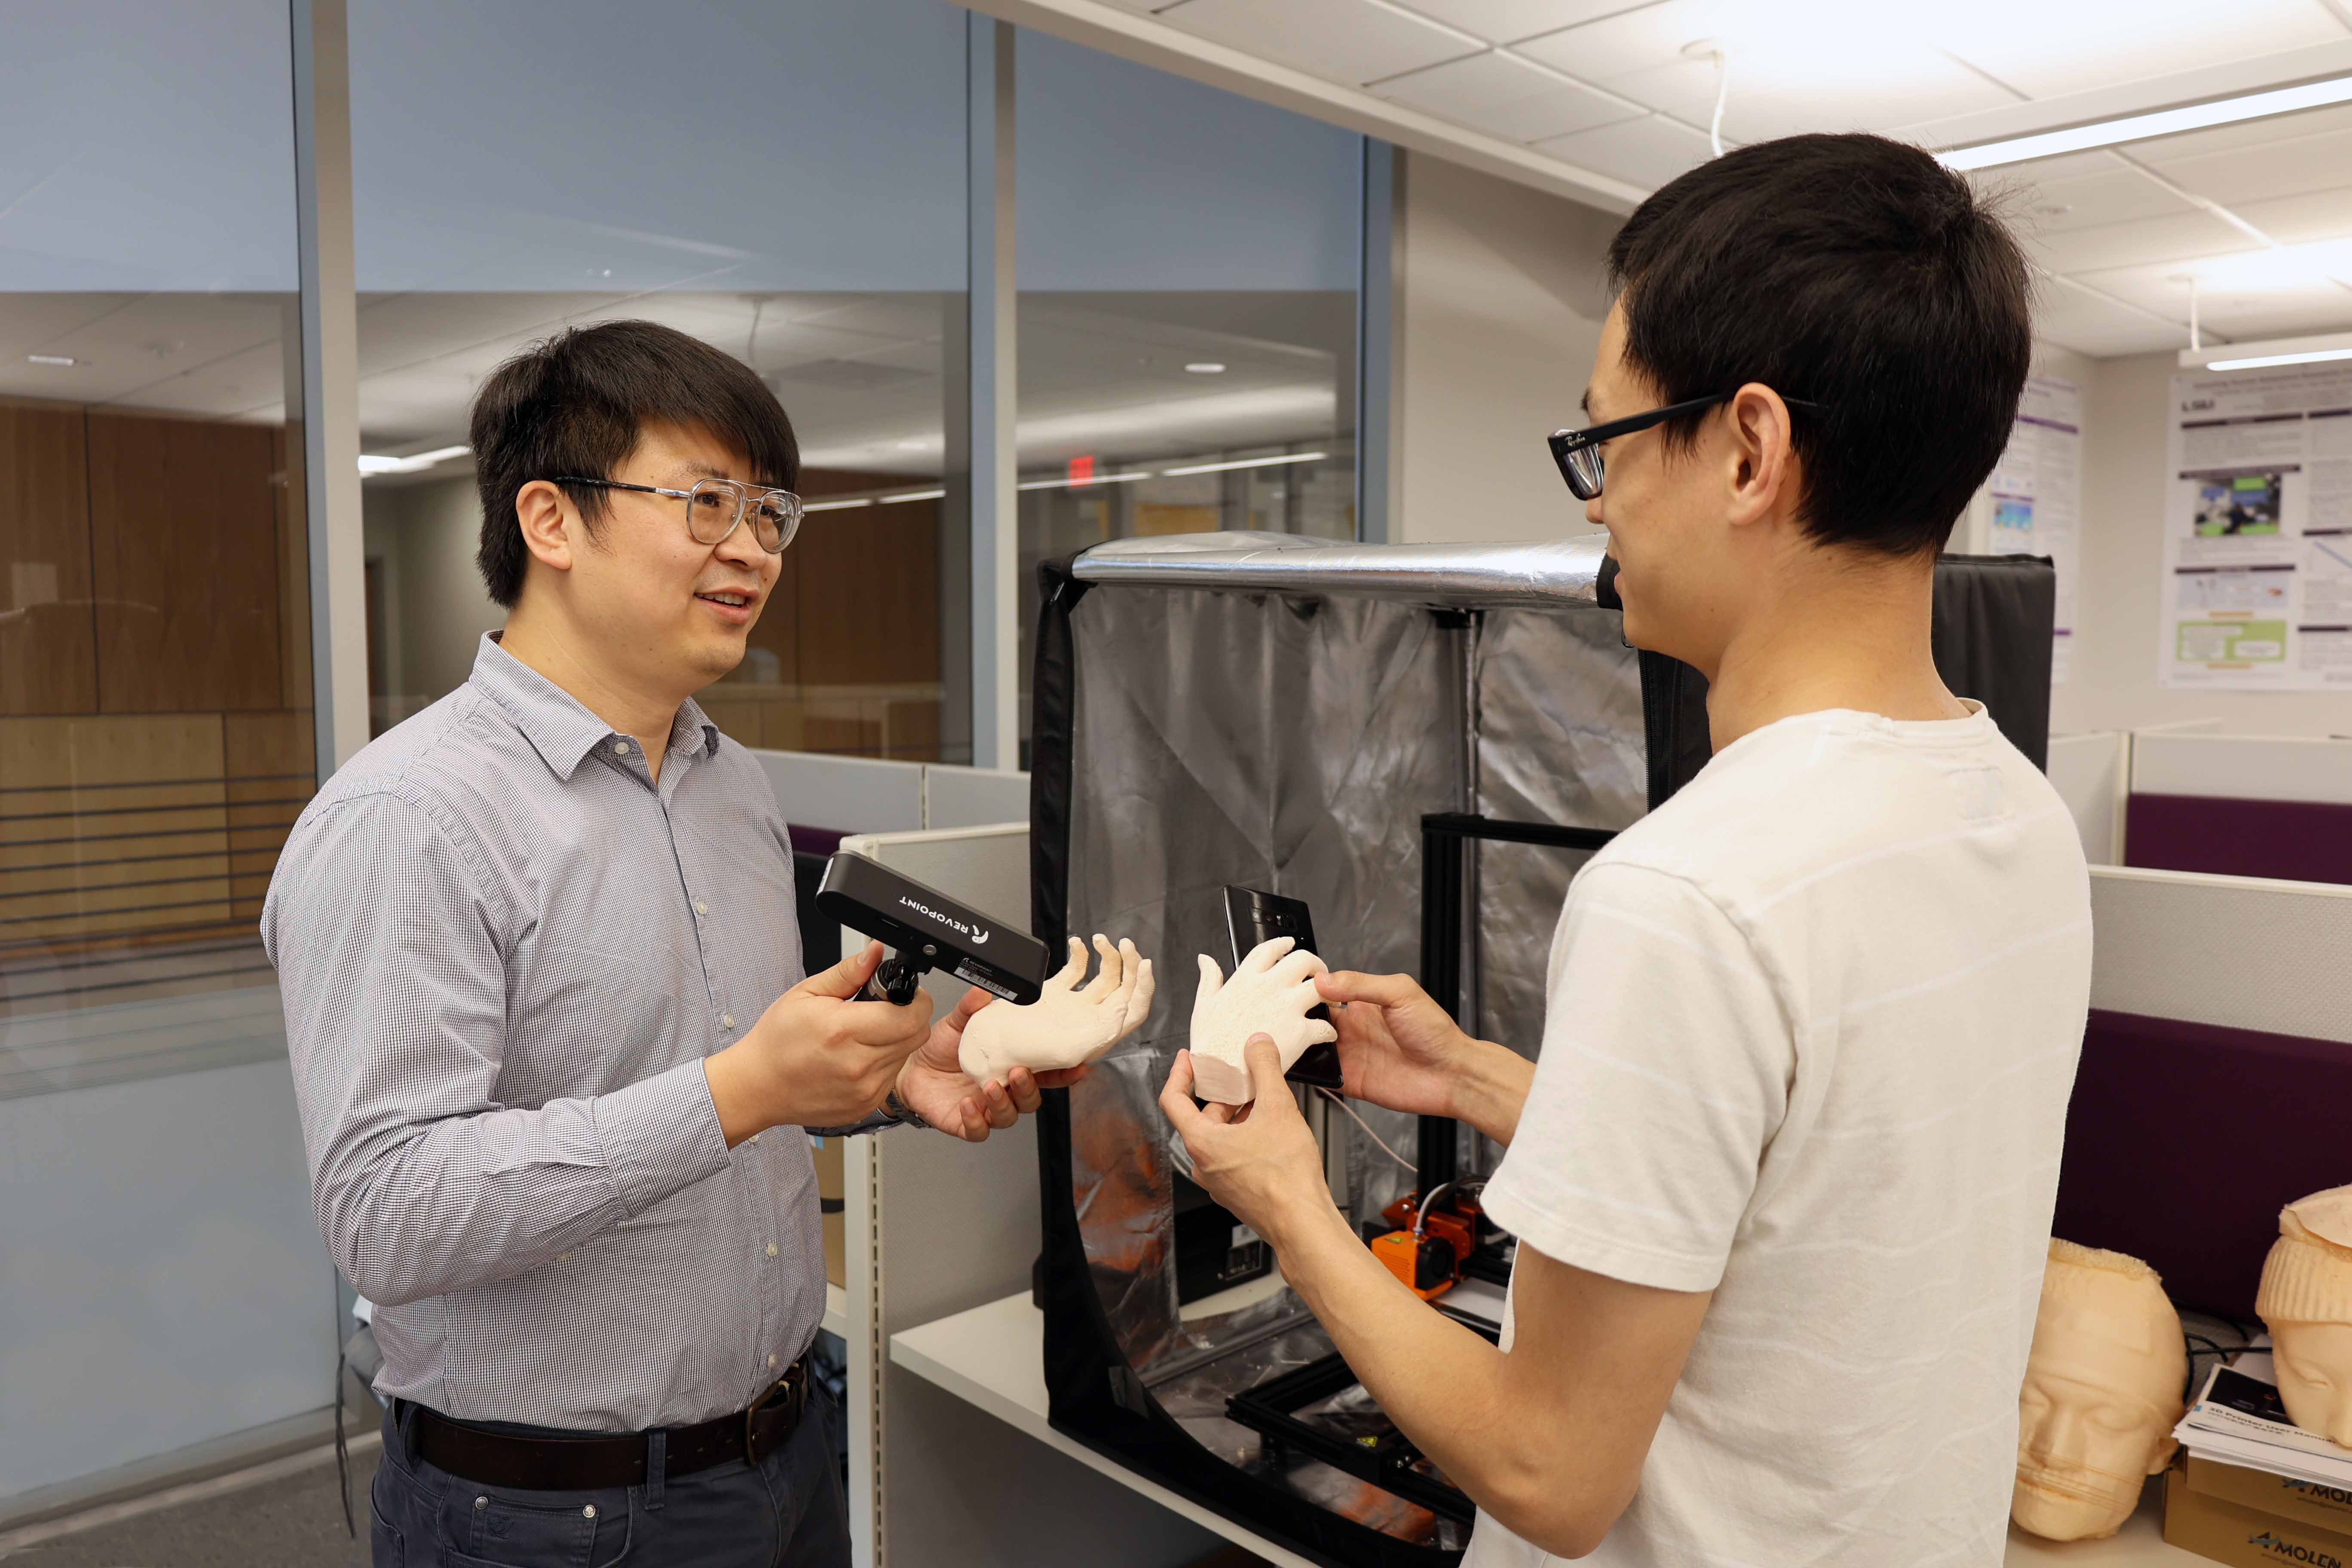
[812,851,1051,1008]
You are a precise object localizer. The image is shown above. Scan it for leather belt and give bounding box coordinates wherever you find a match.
[409,1358,811,1491]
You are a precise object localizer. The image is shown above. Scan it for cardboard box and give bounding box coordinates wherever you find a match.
[2190,1457,2352,1539]
[2166,1464,2352,1568]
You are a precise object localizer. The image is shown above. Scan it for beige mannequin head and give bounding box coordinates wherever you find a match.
[2256,1185,2352,1448]
[2012,1240,2187,1542]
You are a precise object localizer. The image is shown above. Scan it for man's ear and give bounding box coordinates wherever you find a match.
[513,479,581,574]
[1724,383,1800,532]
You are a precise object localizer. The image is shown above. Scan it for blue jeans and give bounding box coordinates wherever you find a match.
[370,1394,849,1568]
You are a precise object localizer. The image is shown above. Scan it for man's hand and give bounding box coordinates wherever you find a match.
[703,942,935,1146]
[896,985,1094,1142]
[1158,1037,1333,1248]
[1317,970,1534,1147]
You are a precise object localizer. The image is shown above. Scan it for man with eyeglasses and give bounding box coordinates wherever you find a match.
[1163,134,2091,1566]
[265,320,1068,1565]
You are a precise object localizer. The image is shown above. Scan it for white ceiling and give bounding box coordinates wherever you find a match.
[1074,0,2352,356]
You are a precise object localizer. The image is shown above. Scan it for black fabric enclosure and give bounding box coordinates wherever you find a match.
[1026,543,2055,1566]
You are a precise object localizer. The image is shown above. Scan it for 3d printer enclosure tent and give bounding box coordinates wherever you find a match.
[1026,536,2055,1568]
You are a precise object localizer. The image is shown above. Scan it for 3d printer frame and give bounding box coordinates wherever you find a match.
[1219,811,1617,1521]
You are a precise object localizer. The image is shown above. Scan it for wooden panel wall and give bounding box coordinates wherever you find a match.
[87,413,284,713]
[697,488,946,762]
[0,403,98,715]
[794,500,941,686]
[0,404,314,1005]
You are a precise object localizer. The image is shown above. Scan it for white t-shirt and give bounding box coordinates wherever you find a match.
[1470,703,2091,1568]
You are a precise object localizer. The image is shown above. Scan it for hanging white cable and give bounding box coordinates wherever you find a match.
[1317,1087,1416,1173]
[1682,39,1731,158]
[1709,49,1731,159]
[2190,277,2202,353]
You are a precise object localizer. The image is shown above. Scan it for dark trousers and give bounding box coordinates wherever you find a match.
[370,1393,849,1568]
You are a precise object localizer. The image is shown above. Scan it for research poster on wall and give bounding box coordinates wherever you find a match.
[1985,376,2081,683]
[2160,363,2352,690]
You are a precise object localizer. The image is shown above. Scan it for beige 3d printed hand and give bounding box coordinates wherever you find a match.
[2258,1183,2352,1447]
[1187,936,1335,1106]
[956,935,1154,1085]
[2011,1239,2187,1542]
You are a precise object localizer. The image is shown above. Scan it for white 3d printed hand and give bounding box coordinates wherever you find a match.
[957,935,1155,1084]
[1188,936,1335,1105]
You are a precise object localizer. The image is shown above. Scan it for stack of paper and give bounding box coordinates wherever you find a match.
[2174,1356,2352,1489]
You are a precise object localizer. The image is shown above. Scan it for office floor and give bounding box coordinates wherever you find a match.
[2,1446,377,1568]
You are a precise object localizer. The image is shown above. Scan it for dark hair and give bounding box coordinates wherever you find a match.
[1606,133,2031,557]
[469,320,800,606]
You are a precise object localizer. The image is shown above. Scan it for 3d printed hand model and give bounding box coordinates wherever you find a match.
[1188,937,1335,1105]
[957,935,1154,1084]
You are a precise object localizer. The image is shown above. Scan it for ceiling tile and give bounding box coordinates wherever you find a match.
[1532,112,1714,190]
[1393,0,1649,45]
[2149,131,2352,210]
[1510,0,2012,136]
[1373,49,1646,141]
[1586,52,2011,143]
[2029,209,2255,273]
[1156,0,1481,88]
[1510,0,1725,82]
[2029,279,2185,357]
[2065,257,2351,332]
[1928,0,2344,101]
[2230,185,2352,246]
[1987,165,2202,236]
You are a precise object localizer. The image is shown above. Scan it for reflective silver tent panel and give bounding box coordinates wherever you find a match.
[1048,533,1645,1544]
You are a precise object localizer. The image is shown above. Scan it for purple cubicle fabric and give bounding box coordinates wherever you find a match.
[2125,793,2352,886]
[787,825,846,858]
[2051,1009,2352,1321]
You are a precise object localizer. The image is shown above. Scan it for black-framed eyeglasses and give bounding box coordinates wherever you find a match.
[1547,392,1826,501]
[557,475,804,554]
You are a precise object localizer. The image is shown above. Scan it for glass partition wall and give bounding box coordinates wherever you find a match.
[348,0,974,763]
[0,2,332,1509]
[1015,34,1365,755]
[0,2,1373,1522]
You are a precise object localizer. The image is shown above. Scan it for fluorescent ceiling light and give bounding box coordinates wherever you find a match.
[1017,471,1154,491]
[26,353,77,367]
[2181,329,2352,371]
[1184,362,1227,374]
[1161,451,1327,478]
[2207,347,2352,371]
[1941,72,2352,170]
[879,487,945,504]
[803,496,873,512]
[357,444,469,476]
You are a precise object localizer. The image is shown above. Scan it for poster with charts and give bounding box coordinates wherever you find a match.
[1985,376,2081,683]
[2162,364,2352,690]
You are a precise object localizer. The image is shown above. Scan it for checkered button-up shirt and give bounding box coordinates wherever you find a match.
[265,634,833,1432]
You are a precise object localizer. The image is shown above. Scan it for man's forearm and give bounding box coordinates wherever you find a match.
[1450,1040,1535,1148]
[1268,1200,1589,1541]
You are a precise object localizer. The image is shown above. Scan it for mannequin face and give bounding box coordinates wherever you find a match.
[2013,1268,2185,1541]
[2273,1323,2352,1447]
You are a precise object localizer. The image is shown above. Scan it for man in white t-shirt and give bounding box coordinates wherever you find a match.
[1161,132,2091,1565]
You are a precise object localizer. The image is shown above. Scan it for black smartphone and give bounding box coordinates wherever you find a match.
[1221,886,1344,1090]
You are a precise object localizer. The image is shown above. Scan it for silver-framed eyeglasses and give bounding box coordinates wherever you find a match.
[557,475,804,554]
